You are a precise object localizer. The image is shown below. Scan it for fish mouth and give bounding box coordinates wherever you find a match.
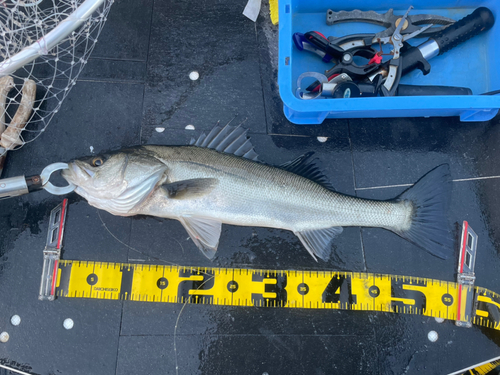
[72,160,95,178]
[61,161,93,184]
[80,165,95,178]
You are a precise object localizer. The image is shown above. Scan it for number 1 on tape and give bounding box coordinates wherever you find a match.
[38,203,500,333]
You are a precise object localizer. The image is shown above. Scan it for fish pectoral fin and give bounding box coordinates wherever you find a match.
[179,216,222,259]
[295,227,343,262]
[162,178,218,199]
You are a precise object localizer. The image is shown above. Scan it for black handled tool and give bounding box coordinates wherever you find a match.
[304,6,433,94]
[303,31,381,91]
[432,7,495,55]
[397,85,472,96]
[304,7,495,98]
[328,82,473,98]
[377,6,433,96]
[398,7,495,78]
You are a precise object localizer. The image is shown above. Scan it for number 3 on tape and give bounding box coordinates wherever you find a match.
[41,205,500,333]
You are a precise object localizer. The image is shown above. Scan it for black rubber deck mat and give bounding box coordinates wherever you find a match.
[1,0,500,374]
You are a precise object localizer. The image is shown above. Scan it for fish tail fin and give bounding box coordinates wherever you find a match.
[393,164,453,259]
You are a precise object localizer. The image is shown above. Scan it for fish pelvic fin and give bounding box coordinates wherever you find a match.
[179,216,222,259]
[393,164,453,259]
[295,227,343,261]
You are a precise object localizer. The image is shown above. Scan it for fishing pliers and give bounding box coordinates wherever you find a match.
[296,6,434,95]
[377,6,433,96]
[325,7,455,39]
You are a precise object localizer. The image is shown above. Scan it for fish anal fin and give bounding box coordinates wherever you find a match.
[162,178,218,199]
[180,216,222,259]
[280,153,335,191]
[295,226,343,261]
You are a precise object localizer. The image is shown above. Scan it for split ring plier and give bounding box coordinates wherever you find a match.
[377,6,433,96]
[298,6,433,94]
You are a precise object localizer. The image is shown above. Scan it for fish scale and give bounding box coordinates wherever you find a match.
[142,146,410,230]
[62,125,453,261]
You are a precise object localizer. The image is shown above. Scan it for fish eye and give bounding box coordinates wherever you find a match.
[92,157,105,167]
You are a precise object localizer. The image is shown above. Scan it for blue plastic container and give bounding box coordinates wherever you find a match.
[278,1,500,124]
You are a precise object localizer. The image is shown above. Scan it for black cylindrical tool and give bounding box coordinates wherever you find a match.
[401,47,431,77]
[402,7,495,76]
[331,83,473,97]
[396,85,472,96]
[304,7,495,97]
[432,7,495,55]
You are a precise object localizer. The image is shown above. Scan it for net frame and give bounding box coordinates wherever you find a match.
[0,0,113,161]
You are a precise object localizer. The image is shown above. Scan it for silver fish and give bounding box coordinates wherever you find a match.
[62,125,453,261]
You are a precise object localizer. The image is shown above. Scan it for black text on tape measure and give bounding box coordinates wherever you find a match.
[55,261,500,331]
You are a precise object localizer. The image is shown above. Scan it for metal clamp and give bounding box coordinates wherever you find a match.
[40,162,75,195]
[0,162,75,198]
[39,199,68,301]
[320,73,352,97]
[456,221,478,328]
[296,72,329,100]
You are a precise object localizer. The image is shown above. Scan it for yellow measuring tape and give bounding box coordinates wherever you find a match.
[466,359,500,375]
[450,357,500,375]
[55,260,500,331]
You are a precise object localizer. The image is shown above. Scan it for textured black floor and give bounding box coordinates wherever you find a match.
[1,1,500,374]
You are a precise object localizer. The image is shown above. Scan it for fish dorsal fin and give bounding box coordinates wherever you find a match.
[162,178,218,199]
[295,227,343,261]
[189,124,259,161]
[280,152,335,191]
[179,216,222,259]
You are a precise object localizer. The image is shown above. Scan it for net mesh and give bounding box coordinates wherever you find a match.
[0,0,113,157]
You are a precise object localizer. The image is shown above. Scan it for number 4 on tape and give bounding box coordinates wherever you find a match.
[38,205,500,333]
